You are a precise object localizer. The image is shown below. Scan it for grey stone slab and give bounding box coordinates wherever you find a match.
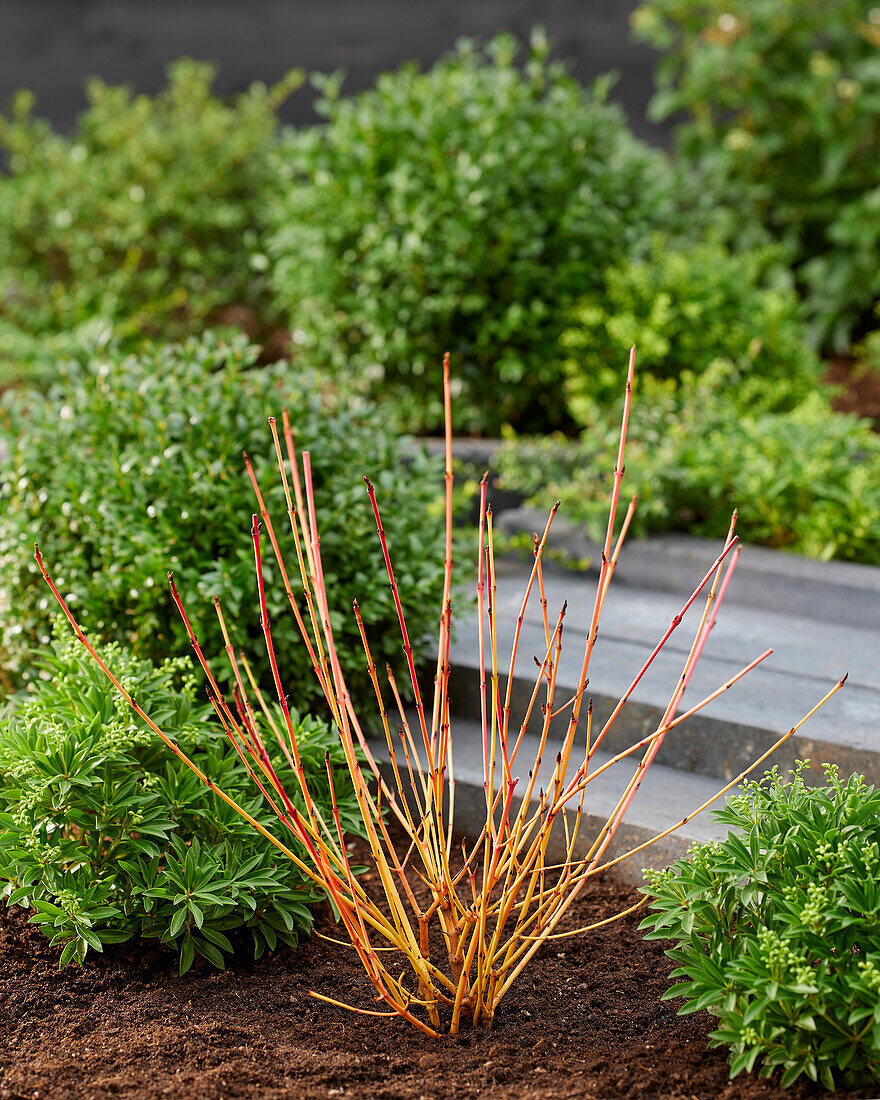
[497,508,880,630]
[490,558,878,692]
[446,612,880,784]
[419,438,504,466]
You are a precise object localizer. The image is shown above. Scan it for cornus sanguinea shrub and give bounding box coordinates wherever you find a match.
[642,763,880,1090]
[0,628,358,973]
[0,332,445,708]
[37,351,842,1034]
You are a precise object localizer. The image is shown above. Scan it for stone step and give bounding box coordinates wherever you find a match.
[375,712,739,885]
[443,556,880,784]
[385,528,880,881]
[496,508,880,631]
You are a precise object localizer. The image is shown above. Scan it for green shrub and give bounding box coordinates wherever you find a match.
[0,59,302,372]
[267,31,699,434]
[632,0,880,349]
[561,239,819,422]
[0,332,445,708]
[641,763,880,1090]
[0,629,359,972]
[497,366,880,563]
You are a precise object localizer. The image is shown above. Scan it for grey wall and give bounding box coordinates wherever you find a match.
[0,0,669,145]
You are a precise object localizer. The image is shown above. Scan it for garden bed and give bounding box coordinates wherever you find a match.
[0,846,867,1100]
[825,358,880,425]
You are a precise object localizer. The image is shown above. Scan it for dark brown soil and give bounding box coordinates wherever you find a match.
[0,862,871,1100]
[209,304,292,366]
[824,358,880,424]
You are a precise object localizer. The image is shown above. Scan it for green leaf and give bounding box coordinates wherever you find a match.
[98,929,133,945]
[86,905,122,920]
[79,927,104,952]
[661,981,694,1001]
[169,907,189,938]
[194,938,226,970]
[780,1063,805,1088]
[179,935,195,976]
[31,899,64,916]
[200,926,234,954]
[59,939,81,967]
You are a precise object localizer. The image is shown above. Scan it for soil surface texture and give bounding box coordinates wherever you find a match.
[1,854,873,1100]
[825,358,880,424]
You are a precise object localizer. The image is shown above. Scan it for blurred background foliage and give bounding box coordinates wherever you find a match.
[1,13,880,707]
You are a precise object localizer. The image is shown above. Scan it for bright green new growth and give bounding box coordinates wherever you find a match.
[498,367,880,564]
[267,30,699,434]
[632,0,880,349]
[498,236,859,563]
[0,58,302,380]
[0,332,445,706]
[561,239,819,421]
[0,627,358,973]
[641,762,880,1090]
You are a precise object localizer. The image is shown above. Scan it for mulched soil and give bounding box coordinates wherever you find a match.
[209,305,292,366]
[824,357,880,424]
[0,849,872,1100]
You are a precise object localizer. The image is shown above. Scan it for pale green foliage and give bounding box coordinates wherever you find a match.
[498,367,880,563]
[0,58,302,377]
[561,238,818,420]
[642,763,880,1089]
[0,629,358,973]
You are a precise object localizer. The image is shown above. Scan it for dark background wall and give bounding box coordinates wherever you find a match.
[0,0,669,145]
